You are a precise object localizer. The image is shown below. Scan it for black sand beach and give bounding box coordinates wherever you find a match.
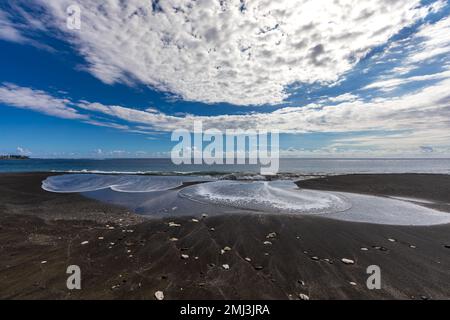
[0,173,449,300]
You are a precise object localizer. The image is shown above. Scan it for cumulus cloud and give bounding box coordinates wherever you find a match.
[23,0,440,105]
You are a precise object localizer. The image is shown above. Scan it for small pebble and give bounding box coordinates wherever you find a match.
[41,260,47,264]
[222,264,230,270]
[263,241,272,245]
[341,258,355,265]
[155,291,164,300]
[181,254,189,259]
[350,282,357,286]
[361,247,369,251]
[299,293,310,300]
[168,222,181,227]
[81,241,89,245]
[373,246,388,251]
[244,257,252,262]
[191,219,199,223]
[169,237,179,242]
[98,237,104,240]
[388,238,396,242]
[266,232,277,239]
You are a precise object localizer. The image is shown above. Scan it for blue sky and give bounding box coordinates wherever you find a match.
[0,0,450,158]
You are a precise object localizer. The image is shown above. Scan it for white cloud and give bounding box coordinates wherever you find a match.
[328,93,359,103]
[0,9,26,43]
[28,0,438,105]
[73,77,450,157]
[407,15,450,63]
[2,73,450,156]
[363,70,450,91]
[16,146,31,155]
[364,15,450,92]
[4,72,450,137]
[0,83,85,119]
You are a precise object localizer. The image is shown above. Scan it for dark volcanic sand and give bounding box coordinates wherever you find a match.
[0,173,450,300]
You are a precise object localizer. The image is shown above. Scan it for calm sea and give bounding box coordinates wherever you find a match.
[1,158,449,175]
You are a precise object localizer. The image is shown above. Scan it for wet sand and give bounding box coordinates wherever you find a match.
[1,173,450,300]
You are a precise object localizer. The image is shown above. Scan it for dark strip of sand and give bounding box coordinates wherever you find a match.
[0,173,449,300]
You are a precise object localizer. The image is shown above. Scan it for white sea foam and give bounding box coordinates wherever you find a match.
[42,174,207,193]
[330,192,450,226]
[42,175,450,226]
[179,180,352,214]
[179,180,450,226]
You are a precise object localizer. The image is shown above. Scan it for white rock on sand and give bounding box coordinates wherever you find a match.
[81,241,89,245]
[299,293,310,300]
[168,222,181,227]
[341,258,355,265]
[266,232,277,239]
[222,264,230,270]
[181,254,189,259]
[155,291,164,300]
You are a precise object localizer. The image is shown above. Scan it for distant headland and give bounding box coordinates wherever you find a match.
[0,155,30,160]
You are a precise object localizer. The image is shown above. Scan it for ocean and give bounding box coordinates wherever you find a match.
[1,158,449,175]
